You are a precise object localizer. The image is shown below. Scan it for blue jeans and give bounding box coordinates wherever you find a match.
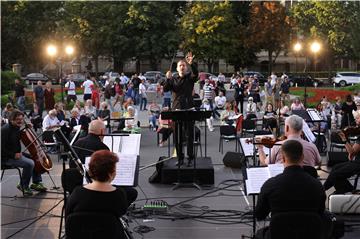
[4,155,42,189]
[149,115,157,128]
[163,98,171,108]
[16,96,25,111]
[140,97,147,110]
[106,98,115,112]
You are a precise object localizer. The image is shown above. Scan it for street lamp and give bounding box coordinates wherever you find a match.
[293,42,302,74]
[46,44,74,102]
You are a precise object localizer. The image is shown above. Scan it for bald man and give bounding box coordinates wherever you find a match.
[71,120,108,168]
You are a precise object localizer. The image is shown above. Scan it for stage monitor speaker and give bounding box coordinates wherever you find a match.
[329,195,360,214]
[328,152,348,167]
[223,152,245,168]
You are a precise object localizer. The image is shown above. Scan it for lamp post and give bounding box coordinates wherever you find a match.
[293,42,302,74]
[47,44,74,103]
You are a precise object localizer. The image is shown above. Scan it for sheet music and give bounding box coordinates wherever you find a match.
[302,120,316,143]
[60,120,67,126]
[112,154,137,186]
[103,136,122,152]
[228,114,242,120]
[84,153,137,186]
[268,163,284,177]
[239,138,271,157]
[70,125,82,146]
[307,109,322,121]
[119,134,141,155]
[246,167,270,194]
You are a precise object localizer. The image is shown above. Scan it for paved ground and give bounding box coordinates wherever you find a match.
[2,120,360,238]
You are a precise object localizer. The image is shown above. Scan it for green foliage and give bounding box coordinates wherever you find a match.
[291,1,360,59]
[343,84,360,92]
[246,2,292,73]
[180,1,238,72]
[1,71,21,94]
[1,94,10,108]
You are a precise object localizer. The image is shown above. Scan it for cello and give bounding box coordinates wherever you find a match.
[20,125,53,174]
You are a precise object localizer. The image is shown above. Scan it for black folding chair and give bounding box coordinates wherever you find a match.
[219,125,238,154]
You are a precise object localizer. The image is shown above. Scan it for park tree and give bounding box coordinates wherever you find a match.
[180,1,238,72]
[125,1,180,71]
[246,1,292,74]
[291,1,360,60]
[1,1,64,71]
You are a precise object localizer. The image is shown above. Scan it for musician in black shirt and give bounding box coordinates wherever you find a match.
[255,140,326,239]
[163,52,198,166]
[324,110,360,194]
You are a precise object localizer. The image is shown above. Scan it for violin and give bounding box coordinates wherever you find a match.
[342,125,360,138]
[246,135,287,148]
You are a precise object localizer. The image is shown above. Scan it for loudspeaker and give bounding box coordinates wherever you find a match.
[328,152,348,167]
[223,152,245,168]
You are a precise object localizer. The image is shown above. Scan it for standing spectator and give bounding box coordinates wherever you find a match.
[162,87,172,108]
[131,74,141,105]
[214,91,227,118]
[280,76,290,104]
[332,96,342,129]
[33,81,45,116]
[139,79,148,111]
[273,79,282,110]
[81,76,94,101]
[218,72,226,83]
[138,73,146,81]
[202,99,214,131]
[14,79,25,111]
[44,81,55,112]
[290,97,305,111]
[104,81,115,112]
[234,78,245,114]
[65,78,77,104]
[28,103,42,132]
[91,84,101,110]
[264,77,273,107]
[230,74,237,88]
[341,94,357,128]
[113,79,124,111]
[202,78,215,116]
[270,72,277,86]
[125,83,135,102]
[120,73,129,86]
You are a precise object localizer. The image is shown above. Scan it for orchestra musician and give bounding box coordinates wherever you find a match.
[1,110,47,196]
[72,119,138,204]
[324,110,360,194]
[257,115,321,169]
[163,52,198,166]
[255,140,326,239]
[65,150,130,232]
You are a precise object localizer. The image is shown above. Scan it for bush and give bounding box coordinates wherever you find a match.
[1,71,21,94]
[343,84,360,92]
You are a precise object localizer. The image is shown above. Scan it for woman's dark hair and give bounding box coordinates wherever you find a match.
[346,94,352,102]
[88,150,119,182]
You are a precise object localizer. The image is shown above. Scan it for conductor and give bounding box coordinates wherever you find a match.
[162,52,198,166]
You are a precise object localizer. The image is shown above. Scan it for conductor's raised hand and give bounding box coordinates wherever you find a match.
[166,71,172,79]
[186,52,195,65]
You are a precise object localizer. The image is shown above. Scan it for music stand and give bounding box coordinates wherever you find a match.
[161,109,211,190]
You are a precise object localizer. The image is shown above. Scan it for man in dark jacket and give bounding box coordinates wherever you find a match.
[1,110,47,196]
[162,52,198,166]
[255,140,326,239]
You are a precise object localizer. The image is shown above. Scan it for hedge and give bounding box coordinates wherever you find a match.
[1,71,21,94]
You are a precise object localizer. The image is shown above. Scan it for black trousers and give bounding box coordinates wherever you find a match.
[174,120,194,162]
[323,160,360,194]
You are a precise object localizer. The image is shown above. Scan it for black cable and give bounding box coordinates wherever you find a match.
[2,195,62,200]
[137,184,149,204]
[5,199,63,239]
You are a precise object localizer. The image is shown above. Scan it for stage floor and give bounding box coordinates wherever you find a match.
[1,127,359,238]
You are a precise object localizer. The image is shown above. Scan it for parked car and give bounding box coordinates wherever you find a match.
[332,72,360,87]
[103,71,121,81]
[198,72,218,82]
[242,71,266,84]
[25,73,50,84]
[144,71,166,83]
[65,73,87,86]
[288,75,323,87]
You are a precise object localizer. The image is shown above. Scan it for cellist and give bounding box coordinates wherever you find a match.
[1,109,47,196]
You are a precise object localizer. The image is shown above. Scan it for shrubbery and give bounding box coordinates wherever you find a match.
[1,71,21,94]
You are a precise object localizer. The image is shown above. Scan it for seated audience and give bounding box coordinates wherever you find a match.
[157,107,173,147]
[124,106,140,134]
[263,103,278,133]
[290,97,305,111]
[84,99,96,119]
[246,97,257,118]
[98,102,111,121]
[148,101,160,131]
[2,103,14,122]
[28,103,43,132]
